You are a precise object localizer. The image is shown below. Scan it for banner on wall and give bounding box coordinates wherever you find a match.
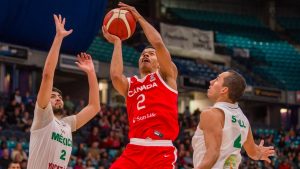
[160,23,214,58]
[0,44,28,60]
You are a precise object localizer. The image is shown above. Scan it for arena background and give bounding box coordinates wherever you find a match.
[0,0,300,168]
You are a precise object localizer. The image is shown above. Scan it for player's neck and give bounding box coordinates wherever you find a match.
[54,114,64,120]
[139,68,158,79]
[139,71,152,79]
[215,97,235,104]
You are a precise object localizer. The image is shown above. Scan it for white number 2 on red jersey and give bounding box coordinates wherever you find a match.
[137,94,146,110]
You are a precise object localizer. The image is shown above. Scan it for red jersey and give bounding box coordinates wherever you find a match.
[126,71,179,141]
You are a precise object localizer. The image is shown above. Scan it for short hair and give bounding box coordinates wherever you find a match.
[223,70,246,103]
[144,45,155,50]
[52,87,63,96]
[9,161,20,168]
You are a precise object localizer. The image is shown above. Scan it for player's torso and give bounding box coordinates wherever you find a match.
[126,71,178,140]
[28,119,72,169]
[192,102,249,169]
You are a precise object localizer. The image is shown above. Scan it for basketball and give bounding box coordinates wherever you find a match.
[103,8,136,40]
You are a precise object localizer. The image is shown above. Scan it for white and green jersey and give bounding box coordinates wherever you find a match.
[192,102,249,169]
[27,103,76,169]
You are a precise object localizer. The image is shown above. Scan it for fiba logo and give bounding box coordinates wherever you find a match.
[150,74,156,82]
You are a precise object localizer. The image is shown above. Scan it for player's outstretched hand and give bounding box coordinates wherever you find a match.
[118,2,142,21]
[102,26,120,44]
[75,53,95,73]
[257,140,275,163]
[53,14,73,38]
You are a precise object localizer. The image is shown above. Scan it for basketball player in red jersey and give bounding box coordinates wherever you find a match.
[102,2,178,169]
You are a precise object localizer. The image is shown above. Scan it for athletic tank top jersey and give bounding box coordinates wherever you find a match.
[27,118,73,169]
[126,71,179,141]
[192,102,250,169]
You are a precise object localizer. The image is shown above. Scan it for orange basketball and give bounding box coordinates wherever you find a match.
[103,8,136,41]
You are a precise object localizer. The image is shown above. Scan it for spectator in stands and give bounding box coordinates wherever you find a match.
[85,159,95,169]
[75,143,87,159]
[12,107,23,129]
[0,148,11,169]
[11,143,27,162]
[111,131,121,149]
[11,89,22,104]
[20,159,27,169]
[184,106,191,120]
[7,161,21,169]
[5,99,18,122]
[0,106,7,131]
[279,158,292,169]
[74,158,85,169]
[21,111,32,132]
[87,141,100,161]
[98,151,110,169]
[84,152,98,167]
[64,95,75,113]
[87,126,101,146]
[75,99,85,113]
[98,116,110,137]
[22,91,34,105]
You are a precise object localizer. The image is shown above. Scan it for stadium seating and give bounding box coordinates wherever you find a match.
[167,8,300,90]
[277,17,300,43]
[87,37,140,67]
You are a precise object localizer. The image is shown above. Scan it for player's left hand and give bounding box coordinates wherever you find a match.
[118,2,142,21]
[53,14,73,38]
[257,140,275,163]
[75,53,95,73]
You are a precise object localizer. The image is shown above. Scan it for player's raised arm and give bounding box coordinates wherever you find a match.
[119,2,177,82]
[37,14,73,108]
[102,26,129,97]
[74,53,100,129]
[243,128,275,163]
[196,108,224,169]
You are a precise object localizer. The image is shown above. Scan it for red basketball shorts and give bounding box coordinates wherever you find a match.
[110,138,177,169]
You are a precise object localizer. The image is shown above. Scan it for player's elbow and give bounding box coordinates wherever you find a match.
[95,103,101,113]
[110,72,122,82]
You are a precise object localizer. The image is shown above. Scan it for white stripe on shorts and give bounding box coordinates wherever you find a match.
[130,138,173,146]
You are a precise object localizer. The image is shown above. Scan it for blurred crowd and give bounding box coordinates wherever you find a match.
[0,90,299,169]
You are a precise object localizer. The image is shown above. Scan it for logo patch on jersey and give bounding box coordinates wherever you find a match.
[61,129,65,135]
[150,74,156,82]
[132,112,157,123]
[154,130,164,138]
[224,154,238,169]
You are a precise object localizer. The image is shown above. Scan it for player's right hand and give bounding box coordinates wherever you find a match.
[102,26,121,44]
[118,2,142,21]
[53,14,73,38]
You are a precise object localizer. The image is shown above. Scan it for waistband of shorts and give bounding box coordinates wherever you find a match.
[129,138,173,147]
